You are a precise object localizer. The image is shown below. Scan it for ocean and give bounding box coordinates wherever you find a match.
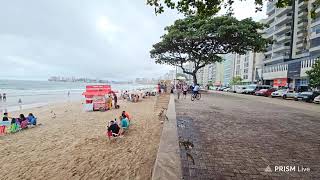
[0,79,155,112]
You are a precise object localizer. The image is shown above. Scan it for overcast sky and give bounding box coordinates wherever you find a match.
[0,0,266,81]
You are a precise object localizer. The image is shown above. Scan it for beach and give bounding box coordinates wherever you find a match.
[0,79,156,112]
[0,95,169,180]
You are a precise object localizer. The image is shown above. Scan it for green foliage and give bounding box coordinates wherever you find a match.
[150,15,270,84]
[230,76,243,85]
[147,0,320,19]
[306,60,320,88]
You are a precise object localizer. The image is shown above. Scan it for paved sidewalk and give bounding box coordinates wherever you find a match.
[176,92,320,179]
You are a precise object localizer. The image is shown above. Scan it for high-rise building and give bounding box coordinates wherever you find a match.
[222,54,235,86]
[263,0,320,90]
[233,52,261,84]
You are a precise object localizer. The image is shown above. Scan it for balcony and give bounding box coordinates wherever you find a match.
[264,27,275,39]
[274,24,291,35]
[296,50,309,58]
[297,30,308,39]
[275,14,292,26]
[276,34,291,43]
[296,42,306,49]
[272,54,289,61]
[267,3,275,15]
[276,7,292,17]
[310,31,320,39]
[298,10,308,18]
[264,46,273,55]
[273,44,290,53]
[266,13,276,24]
[311,17,320,27]
[310,45,320,52]
[298,0,307,8]
[297,19,308,28]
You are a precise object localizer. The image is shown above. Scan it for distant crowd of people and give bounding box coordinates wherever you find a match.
[171,82,200,99]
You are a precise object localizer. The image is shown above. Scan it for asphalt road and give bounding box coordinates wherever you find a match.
[175,91,320,180]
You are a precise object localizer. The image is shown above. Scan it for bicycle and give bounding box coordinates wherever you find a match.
[191,92,201,101]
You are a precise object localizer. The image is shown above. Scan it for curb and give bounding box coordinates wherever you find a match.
[152,94,182,180]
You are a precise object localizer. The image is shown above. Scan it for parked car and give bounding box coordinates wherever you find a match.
[217,86,227,91]
[223,87,231,92]
[236,86,247,94]
[244,85,272,95]
[282,90,297,99]
[255,88,276,97]
[271,89,287,98]
[294,91,320,102]
[314,95,320,104]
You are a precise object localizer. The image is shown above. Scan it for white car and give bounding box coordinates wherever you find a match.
[271,89,287,98]
[314,95,320,104]
[223,87,231,92]
[236,86,247,94]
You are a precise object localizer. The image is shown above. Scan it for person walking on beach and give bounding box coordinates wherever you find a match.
[68,91,70,97]
[0,93,2,101]
[18,98,22,110]
[112,92,118,109]
[3,93,6,102]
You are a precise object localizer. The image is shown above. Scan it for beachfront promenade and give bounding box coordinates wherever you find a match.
[173,91,320,179]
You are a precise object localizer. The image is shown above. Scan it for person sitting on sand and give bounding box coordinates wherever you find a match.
[27,113,37,125]
[2,112,9,121]
[19,114,28,129]
[119,115,129,135]
[121,111,131,122]
[106,120,120,139]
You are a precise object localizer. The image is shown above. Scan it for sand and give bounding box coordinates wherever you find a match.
[0,95,169,180]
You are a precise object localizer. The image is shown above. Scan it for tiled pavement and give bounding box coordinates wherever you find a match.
[176,92,320,180]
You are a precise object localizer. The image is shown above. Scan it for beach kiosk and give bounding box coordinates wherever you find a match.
[82,85,112,111]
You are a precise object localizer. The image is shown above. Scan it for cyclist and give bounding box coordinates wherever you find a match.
[192,84,200,96]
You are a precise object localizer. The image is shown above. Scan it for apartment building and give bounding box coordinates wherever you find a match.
[263,0,320,90]
[233,52,261,84]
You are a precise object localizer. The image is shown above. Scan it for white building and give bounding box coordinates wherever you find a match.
[233,52,262,84]
[263,0,320,90]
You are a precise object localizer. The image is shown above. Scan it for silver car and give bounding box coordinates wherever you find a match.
[314,95,320,104]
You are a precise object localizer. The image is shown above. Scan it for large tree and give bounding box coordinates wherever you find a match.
[150,15,270,84]
[306,60,320,89]
[146,0,320,18]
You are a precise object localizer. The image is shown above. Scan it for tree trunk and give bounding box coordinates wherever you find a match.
[192,73,197,85]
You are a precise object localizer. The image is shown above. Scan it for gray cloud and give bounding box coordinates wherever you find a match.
[0,0,265,80]
[0,0,178,80]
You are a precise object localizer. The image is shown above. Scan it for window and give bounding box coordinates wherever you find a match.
[243,75,248,79]
[244,69,248,73]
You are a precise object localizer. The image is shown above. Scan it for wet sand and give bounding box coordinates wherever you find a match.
[0,96,168,180]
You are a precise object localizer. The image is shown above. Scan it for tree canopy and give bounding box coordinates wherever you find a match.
[150,15,270,84]
[306,60,320,89]
[146,0,320,18]
[230,76,243,85]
